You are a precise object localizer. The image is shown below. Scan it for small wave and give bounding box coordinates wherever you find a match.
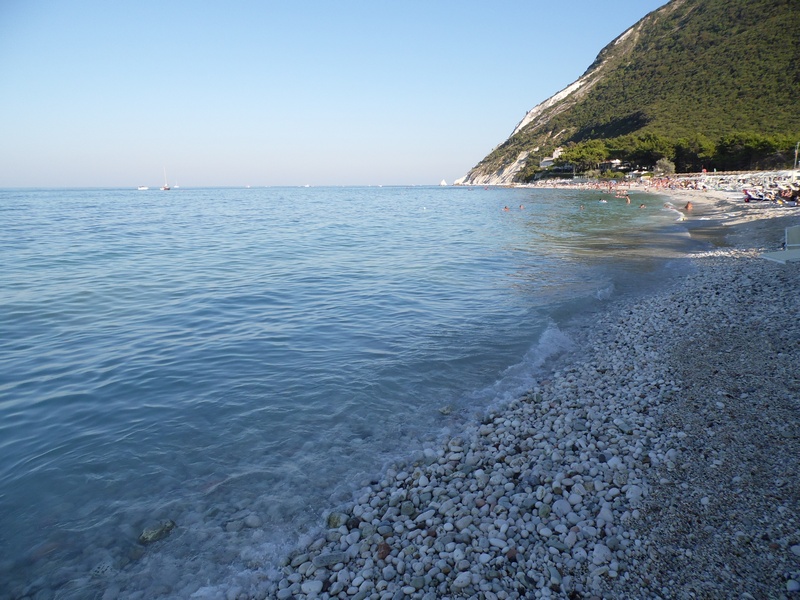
[662,201,687,221]
[469,323,575,414]
[595,283,615,300]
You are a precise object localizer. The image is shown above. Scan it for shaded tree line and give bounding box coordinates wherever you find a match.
[543,131,799,176]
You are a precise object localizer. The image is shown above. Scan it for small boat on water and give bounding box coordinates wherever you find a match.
[137,186,149,191]
[160,167,170,191]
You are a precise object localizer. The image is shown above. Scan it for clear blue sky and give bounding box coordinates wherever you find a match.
[0,1,668,188]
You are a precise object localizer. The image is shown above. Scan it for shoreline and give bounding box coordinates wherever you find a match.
[266,182,800,599]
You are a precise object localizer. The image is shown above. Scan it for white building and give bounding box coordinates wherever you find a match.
[539,147,563,168]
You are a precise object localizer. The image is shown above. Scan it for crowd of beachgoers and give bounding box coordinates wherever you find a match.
[646,171,800,204]
[521,169,800,205]
[258,176,800,600]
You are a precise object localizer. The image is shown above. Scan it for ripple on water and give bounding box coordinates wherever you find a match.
[0,186,695,597]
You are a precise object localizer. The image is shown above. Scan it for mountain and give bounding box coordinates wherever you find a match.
[457,0,800,185]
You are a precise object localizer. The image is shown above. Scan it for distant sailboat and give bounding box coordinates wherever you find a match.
[440,179,448,186]
[160,167,170,191]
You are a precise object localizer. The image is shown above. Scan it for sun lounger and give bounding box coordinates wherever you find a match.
[760,225,800,264]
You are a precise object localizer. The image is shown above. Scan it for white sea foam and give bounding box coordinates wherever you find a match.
[595,283,615,300]
[472,323,576,413]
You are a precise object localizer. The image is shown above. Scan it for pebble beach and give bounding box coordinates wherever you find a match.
[267,182,800,600]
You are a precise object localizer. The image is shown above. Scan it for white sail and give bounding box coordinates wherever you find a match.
[161,167,170,190]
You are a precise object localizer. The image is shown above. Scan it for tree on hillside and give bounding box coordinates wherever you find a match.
[628,133,673,168]
[715,133,776,171]
[674,134,716,172]
[557,139,607,172]
[655,158,676,175]
[714,133,799,171]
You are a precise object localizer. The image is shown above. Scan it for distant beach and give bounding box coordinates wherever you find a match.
[270,172,800,599]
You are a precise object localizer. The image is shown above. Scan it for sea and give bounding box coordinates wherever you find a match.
[0,185,706,599]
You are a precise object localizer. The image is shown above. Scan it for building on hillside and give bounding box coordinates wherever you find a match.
[599,159,622,171]
[540,147,563,168]
[600,159,635,174]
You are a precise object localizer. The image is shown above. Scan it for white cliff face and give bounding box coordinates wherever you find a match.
[456,17,650,186]
[455,151,530,186]
[510,76,592,138]
[455,73,599,186]
[509,24,634,140]
[456,69,605,185]
[613,26,635,47]
[513,23,647,140]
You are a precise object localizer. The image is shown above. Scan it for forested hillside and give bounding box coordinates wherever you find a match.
[461,0,800,183]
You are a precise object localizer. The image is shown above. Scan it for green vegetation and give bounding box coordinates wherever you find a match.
[552,131,797,176]
[655,158,676,175]
[466,0,800,182]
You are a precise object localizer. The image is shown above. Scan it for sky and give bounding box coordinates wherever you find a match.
[0,1,668,188]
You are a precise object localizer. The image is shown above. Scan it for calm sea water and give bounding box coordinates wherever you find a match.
[0,186,699,598]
